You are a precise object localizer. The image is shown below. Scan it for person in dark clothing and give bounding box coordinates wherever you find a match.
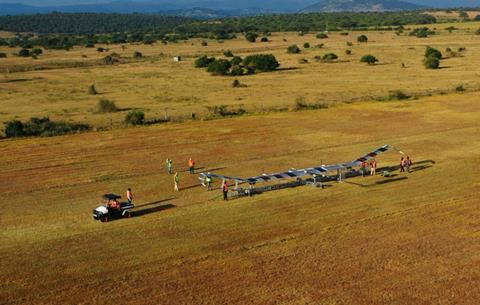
[223,181,229,201]
[400,156,405,172]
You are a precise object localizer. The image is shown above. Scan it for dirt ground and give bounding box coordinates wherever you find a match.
[1,90,479,304]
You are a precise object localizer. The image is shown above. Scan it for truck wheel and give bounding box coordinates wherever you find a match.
[125,211,131,218]
[101,216,108,223]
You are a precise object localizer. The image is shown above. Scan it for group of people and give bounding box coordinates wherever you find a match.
[359,159,378,177]
[359,155,413,177]
[166,157,197,192]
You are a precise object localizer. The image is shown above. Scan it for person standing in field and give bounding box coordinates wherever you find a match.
[223,181,229,201]
[370,159,377,176]
[127,188,133,204]
[166,158,173,174]
[174,172,180,192]
[205,175,212,191]
[400,156,405,172]
[405,156,412,172]
[360,161,367,177]
[188,158,195,174]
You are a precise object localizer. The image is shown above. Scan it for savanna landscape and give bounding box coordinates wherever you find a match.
[1,8,479,305]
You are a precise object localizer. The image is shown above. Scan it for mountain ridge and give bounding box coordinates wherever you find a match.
[303,0,426,12]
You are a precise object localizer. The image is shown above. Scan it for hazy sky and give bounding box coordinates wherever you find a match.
[0,0,104,4]
[0,0,477,7]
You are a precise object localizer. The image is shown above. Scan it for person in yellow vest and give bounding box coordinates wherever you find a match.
[205,176,213,191]
[174,172,180,192]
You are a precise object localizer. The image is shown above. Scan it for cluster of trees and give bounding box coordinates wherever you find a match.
[0,12,437,49]
[0,32,194,50]
[409,27,435,38]
[3,117,90,138]
[195,53,279,76]
[0,13,192,34]
[424,46,442,69]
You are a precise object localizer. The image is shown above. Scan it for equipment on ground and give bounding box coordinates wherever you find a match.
[92,193,134,222]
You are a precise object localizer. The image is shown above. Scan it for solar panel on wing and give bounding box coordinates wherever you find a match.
[199,145,396,184]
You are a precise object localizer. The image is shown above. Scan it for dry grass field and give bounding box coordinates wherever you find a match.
[1,22,480,127]
[1,90,480,304]
[1,20,480,305]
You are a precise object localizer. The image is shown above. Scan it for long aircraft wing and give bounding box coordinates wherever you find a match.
[199,144,395,184]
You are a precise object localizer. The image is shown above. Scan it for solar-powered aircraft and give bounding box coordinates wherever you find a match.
[199,144,404,188]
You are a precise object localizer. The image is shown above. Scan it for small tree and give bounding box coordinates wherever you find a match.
[194,55,215,68]
[287,45,301,54]
[133,51,143,59]
[475,28,480,35]
[425,46,442,60]
[345,49,352,55]
[357,35,368,43]
[303,42,310,48]
[0,52,6,58]
[232,79,242,88]
[95,99,118,113]
[207,59,231,75]
[102,54,119,65]
[243,54,279,72]
[316,33,328,39]
[18,48,30,57]
[201,41,208,46]
[223,50,234,57]
[4,120,25,137]
[322,53,338,61]
[245,32,258,43]
[260,37,269,42]
[424,56,440,69]
[32,48,43,56]
[88,84,98,95]
[125,110,145,125]
[360,55,378,65]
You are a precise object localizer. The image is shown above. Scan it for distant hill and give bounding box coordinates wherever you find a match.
[302,0,426,12]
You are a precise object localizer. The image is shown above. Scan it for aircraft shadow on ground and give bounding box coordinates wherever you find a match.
[135,198,176,208]
[134,203,176,217]
[178,166,227,174]
[375,176,409,185]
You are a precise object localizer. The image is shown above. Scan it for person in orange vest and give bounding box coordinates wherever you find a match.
[127,188,133,204]
[370,159,377,176]
[110,198,120,209]
[188,158,195,174]
[223,181,229,201]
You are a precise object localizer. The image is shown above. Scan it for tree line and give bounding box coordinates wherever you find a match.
[0,12,436,50]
